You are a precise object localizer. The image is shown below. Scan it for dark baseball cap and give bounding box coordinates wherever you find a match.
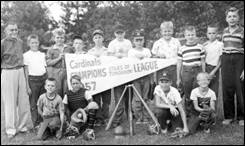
[159,72,171,81]
[93,29,104,37]
[114,24,125,33]
[133,30,145,39]
[72,35,83,41]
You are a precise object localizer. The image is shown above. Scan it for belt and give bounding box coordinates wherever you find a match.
[183,65,200,68]
[1,66,23,70]
[29,73,47,80]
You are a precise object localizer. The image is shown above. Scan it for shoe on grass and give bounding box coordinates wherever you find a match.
[161,128,168,134]
[136,119,143,124]
[239,120,244,126]
[204,128,210,133]
[222,119,233,125]
[7,134,15,139]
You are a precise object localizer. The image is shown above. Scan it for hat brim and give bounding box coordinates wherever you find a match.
[159,78,171,81]
[115,29,124,33]
[93,32,103,37]
[133,36,144,39]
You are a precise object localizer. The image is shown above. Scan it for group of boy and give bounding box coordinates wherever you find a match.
[1,7,243,141]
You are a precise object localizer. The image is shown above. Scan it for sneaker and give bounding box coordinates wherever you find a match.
[161,128,168,134]
[142,118,149,124]
[7,134,15,139]
[136,119,143,124]
[204,128,210,133]
[239,120,244,126]
[222,119,233,125]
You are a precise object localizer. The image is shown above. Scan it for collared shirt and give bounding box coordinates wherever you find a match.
[128,47,152,59]
[178,43,205,66]
[203,40,223,66]
[1,37,24,69]
[107,38,133,57]
[222,26,244,54]
[152,37,181,62]
[154,85,182,107]
[24,50,47,76]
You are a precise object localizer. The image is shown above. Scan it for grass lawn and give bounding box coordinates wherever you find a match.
[1,104,244,145]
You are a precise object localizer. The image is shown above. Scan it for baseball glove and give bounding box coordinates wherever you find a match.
[71,108,87,123]
[82,128,96,140]
[199,110,211,122]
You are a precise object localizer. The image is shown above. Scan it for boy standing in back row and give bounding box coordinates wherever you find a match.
[152,21,181,88]
[107,23,133,128]
[203,24,223,98]
[177,26,206,116]
[221,7,244,126]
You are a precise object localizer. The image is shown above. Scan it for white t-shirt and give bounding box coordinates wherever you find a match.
[203,40,223,66]
[152,37,181,62]
[87,46,108,57]
[190,87,216,107]
[62,90,92,104]
[128,47,152,59]
[107,38,133,57]
[23,50,47,76]
[154,85,182,107]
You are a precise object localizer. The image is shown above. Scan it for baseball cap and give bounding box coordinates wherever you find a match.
[159,72,171,81]
[133,29,145,39]
[72,35,83,41]
[114,24,125,33]
[93,29,104,37]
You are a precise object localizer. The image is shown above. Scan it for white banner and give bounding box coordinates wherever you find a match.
[65,54,176,95]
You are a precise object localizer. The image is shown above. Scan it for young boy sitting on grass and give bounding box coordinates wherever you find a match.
[63,75,98,140]
[36,78,64,140]
[153,71,189,137]
[189,72,216,134]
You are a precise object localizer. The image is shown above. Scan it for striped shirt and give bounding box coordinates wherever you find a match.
[222,26,244,54]
[178,43,205,66]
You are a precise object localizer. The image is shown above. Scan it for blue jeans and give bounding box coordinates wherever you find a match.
[182,66,202,116]
[29,74,47,127]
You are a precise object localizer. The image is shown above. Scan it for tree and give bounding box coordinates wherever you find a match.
[1,1,54,51]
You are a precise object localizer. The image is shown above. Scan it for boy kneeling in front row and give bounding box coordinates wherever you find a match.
[153,72,189,137]
[63,75,99,140]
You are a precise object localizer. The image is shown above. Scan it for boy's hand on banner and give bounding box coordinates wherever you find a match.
[240,70,244,81]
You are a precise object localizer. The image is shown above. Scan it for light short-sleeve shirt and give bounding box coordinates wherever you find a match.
[203,40,223,66]
[154,85,182,107]
[37,93,64,118]
[128,47,152,59]
[87,46,108,57]
[190,87,216,107]
[152,37,181,62]
[24,50,47,76]
[62,90,92,104]
[107,38,133,57]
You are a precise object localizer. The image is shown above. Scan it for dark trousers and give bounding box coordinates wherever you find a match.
[29,74,47,127]
[93,89,111,121]
[188,112,216,134]
[221,53,244,120]
[157,65,177,88]
[182,66,202,116]
[154,108,182,130]
[112,82,133,126]
[206,64,219,97]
